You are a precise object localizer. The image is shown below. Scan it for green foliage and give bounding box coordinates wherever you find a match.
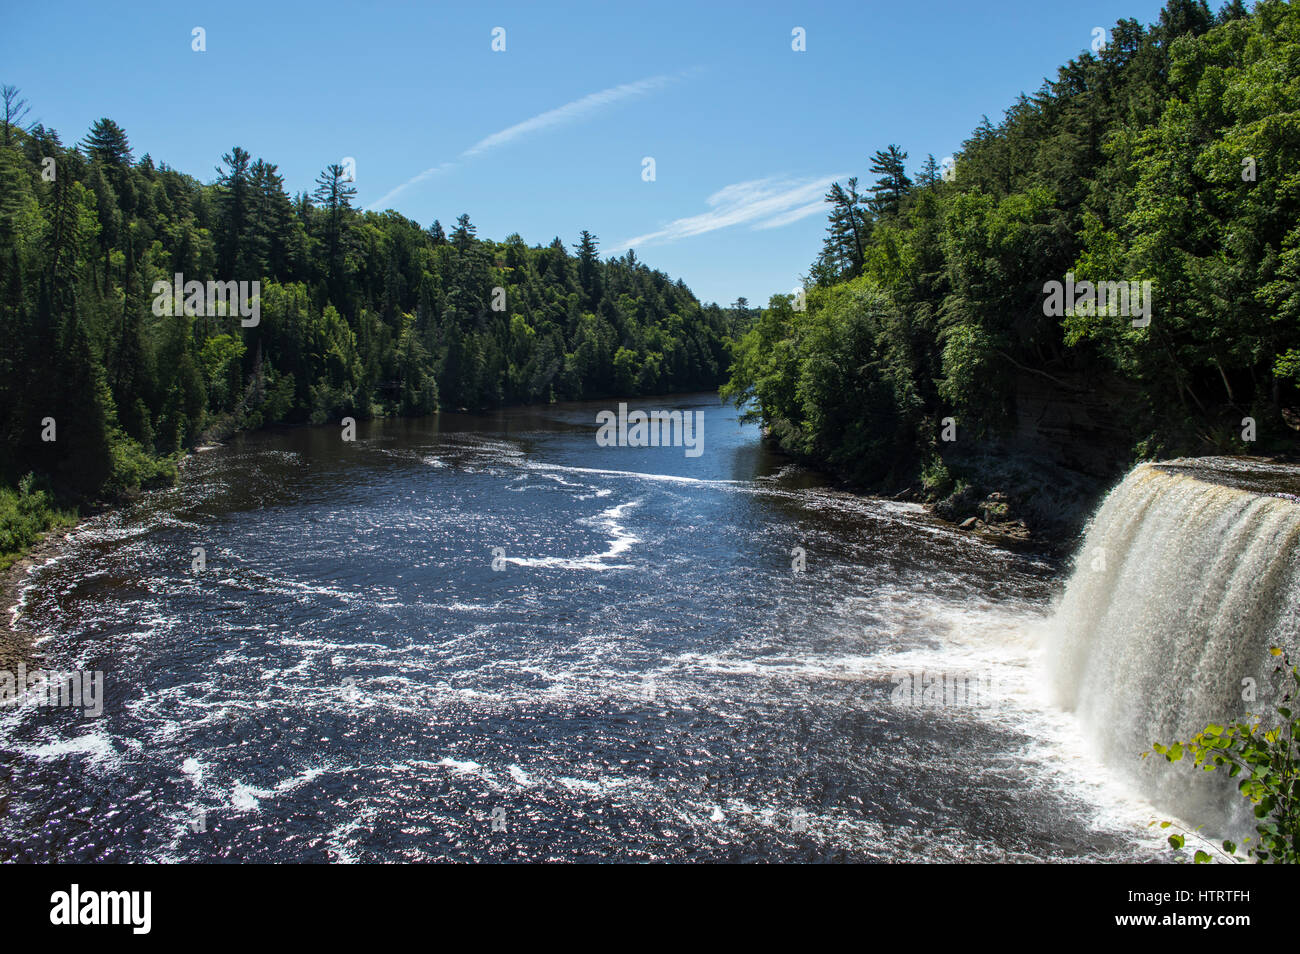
[867,145,913,218]
[919,456,953,496]
[724,280,924,483]
[0,103,734,524]
[1150,648,1300,864]
[1276,348,1300,387]
[0,473,76,571]
[105,429,177,495]
[726,0,1300,489]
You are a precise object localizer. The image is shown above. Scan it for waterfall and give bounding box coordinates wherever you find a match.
[1046,460,1300,834]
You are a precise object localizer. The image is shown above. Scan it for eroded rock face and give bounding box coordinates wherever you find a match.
[1010,370,1137,479]
[924,457,1099,547]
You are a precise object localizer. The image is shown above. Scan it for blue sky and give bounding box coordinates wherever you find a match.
[2,0,1174,306]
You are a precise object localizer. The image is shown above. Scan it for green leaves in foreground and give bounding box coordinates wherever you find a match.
[1148,648,1300,864]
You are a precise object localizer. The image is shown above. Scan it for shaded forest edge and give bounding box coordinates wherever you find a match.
[0,89,747,568]
[723,0,1300,546]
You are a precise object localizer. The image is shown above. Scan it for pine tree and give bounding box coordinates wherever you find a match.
[1,85,32,147]
[215,146,252,279]
[53,307,115,497]
[543,236,568,286]
[822,178,869,280]
[868,145,912,217]
[311,163,357,309]
[80,118,132,167]
[0,106,736,506]
[248,158,293,278]
[450,214,476,251]
[574,230,600,304]
[915,154,942,188]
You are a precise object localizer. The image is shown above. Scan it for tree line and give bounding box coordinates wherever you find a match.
[0,104,737,524]
[725,0,1299,497]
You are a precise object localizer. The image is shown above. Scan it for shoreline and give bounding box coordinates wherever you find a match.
[20,421,1288,673]
[0,394,719,669]
[0,527,76,673]
[0,437,224,672]
[0,417,1093,670]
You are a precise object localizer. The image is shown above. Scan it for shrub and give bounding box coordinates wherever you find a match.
[1149,648,1299,864]
[0,474,77,571]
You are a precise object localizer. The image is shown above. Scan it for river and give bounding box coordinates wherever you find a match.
[0,393,1175,862]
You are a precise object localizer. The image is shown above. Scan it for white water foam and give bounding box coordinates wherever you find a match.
[1044,461,1300,837]
[503,500,642,570]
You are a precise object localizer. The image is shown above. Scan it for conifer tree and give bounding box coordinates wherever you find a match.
[867,145,912,217]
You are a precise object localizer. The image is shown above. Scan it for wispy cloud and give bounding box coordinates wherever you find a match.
[366,71,690,211]
[367,162,458,211]
[609,175,845,251]
[460,73,683,160]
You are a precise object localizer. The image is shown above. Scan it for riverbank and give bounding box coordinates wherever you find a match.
[1,477,176,672]
[914,446,1115,554]
[0,527,75,673]
[1,477,81,669]
[0,388,718,667]
[753,425,1117,554]
[0,395,1169,863]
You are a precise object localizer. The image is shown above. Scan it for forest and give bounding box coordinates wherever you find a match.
[4,0,1298,560]
[0,103,735,560]
[724,0,1300,520]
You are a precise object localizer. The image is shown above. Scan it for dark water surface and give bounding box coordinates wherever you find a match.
[0,395,1168,862]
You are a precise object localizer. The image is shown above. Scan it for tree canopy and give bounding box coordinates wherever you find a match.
[0,114,734,502]
[727,0,1299,490]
